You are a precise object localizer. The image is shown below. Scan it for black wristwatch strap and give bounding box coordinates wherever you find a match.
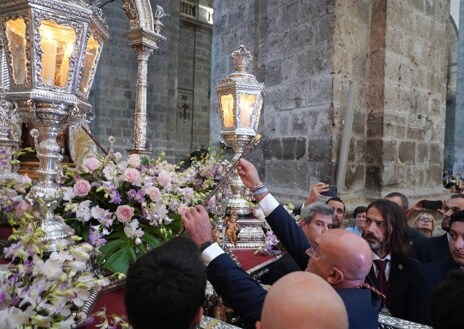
[200,240,214,252]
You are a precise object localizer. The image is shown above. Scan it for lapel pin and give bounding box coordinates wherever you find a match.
[398,264,403,270]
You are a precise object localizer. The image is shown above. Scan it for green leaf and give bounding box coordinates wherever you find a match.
[142,231,162,248]
[103,248,132,274]
[128,246,137,263]
[136,242,148,254]
[97,239,127,266]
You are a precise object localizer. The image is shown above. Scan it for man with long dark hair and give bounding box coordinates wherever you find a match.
[364,199,428,324]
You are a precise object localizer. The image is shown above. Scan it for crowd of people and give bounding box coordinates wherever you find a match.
[443,170,463,193]
[123,159,464,329]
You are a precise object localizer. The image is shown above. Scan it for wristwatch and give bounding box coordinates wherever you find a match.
[200,240,214,252]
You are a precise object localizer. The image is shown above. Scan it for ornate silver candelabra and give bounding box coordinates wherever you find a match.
[0,0,109,251]
[216,45,266,248]
[0,89,18,181]
[216,45,265,216]
[23,103,90,250]
[0,38,20,181]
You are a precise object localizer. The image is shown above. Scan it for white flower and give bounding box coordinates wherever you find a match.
[123,219,144,239]
[91,205,107,221]
[33,258,65,281]
[49,250,73,264]
[103,161,117,180]
[113,152,123,162]
[73,288,90,307]
[128,153,142,167]
[0,306,31,328]
[76,200,92,222]
[61,186,75,201]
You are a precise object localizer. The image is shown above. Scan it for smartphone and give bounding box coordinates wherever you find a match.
[421,200,443,210]
[321,185,338,198]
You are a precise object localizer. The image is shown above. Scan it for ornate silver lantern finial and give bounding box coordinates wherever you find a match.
[231,45,252,72]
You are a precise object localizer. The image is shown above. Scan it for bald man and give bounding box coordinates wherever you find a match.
[182,159,380,328]
[182,209,379,329]
[257,272,348,329]
[306,229,372,289]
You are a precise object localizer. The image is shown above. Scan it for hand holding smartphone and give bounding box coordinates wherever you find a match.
[420,200,443,210]
[320,185,338,198]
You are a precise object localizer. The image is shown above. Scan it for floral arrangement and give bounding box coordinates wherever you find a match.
[1,148,227,274]
[0,216,118,328]
[0,148,227,328]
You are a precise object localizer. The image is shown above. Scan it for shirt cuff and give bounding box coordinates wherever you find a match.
[258,194,280,216]
[201,242,225,267]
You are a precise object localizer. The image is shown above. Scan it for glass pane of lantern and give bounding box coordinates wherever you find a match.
[220,94,234,128]
[79,35,100,95]
[239,94,256,128]
[5,18,27,85]
[38,20,76,87]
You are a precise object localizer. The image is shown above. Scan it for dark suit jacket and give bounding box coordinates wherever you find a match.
[261,252,300,285]
[413,234,452,264]
[407,226,425,260]
[207,252,379,328]
[207,205,380,328]
[207,253,267,324]
[265,205,380,328]
[423,257,460,292]
[367,255,429,324]
[422,258,461,324]
[265,205,311,270]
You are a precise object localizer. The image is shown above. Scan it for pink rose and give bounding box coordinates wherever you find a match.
[128,154,141,167]
[146,186,161,201]
[157,170,172,187]
[115,205,134,223]
[123,168,141,184]
[82,157,102,173]
[73,179,91,197]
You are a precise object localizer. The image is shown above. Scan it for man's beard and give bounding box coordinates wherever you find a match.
[364,233,385,252]
[441,217,450,232]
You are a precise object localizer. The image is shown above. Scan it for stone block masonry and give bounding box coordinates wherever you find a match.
[211,0,450,205]
[89,0,212,163]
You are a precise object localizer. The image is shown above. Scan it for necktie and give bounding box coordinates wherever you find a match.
[374,259,389,296]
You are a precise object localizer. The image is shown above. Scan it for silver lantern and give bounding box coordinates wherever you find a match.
[0,0,109,251]
[216,45,264,216]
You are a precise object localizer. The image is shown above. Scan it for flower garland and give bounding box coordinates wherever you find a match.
[0,148,227,328]
[0,216,114,328]
[1,148,227,274]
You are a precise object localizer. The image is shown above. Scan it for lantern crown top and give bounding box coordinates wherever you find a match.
[231,45,252,73]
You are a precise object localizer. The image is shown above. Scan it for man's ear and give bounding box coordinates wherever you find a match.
[326,267,344,285]
[255,321,262,329]
[193,307,203,326]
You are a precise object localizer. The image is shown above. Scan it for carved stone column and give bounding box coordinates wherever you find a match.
[122,1,166,155]
[128,43,154,155]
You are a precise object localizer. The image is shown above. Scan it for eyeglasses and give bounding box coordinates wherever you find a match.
[305,244,318,257]
[418,217,433,223]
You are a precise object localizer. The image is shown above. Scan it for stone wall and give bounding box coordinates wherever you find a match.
[444,17,458,174]
[452,0,464,174]
[211,0,450,204]
[377,0,448,199]
[89,0,212,163]
[211,0,338,201]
